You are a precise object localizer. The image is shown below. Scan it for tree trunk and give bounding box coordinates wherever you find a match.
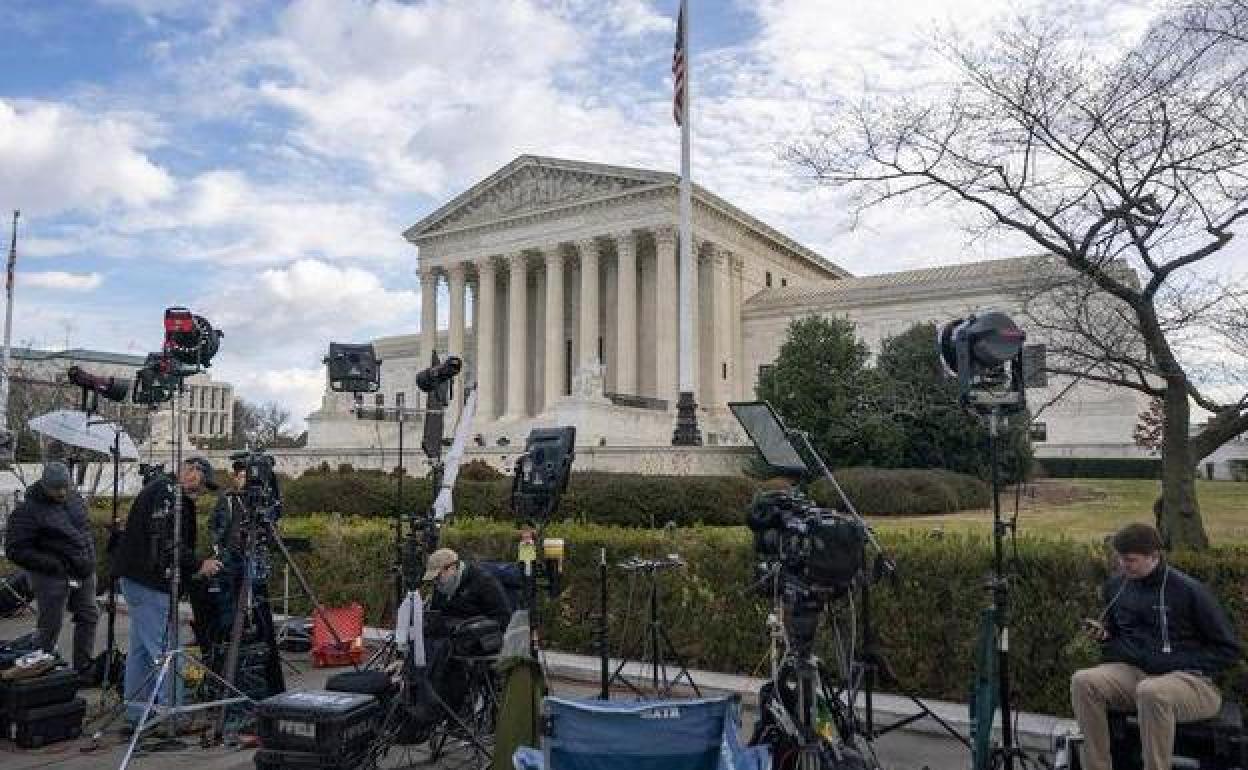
[1157,382,1209,550]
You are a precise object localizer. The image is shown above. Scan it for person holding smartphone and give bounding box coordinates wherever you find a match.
[1070,523,1242,770]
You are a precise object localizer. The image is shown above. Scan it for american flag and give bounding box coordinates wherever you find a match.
[672,0,686,126]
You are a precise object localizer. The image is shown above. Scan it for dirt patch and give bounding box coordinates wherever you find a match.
[1012,479,1107,506]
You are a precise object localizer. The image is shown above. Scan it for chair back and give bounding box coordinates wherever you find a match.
[538,696,767,770]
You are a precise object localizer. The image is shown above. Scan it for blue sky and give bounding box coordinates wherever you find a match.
[0,0,1186,423]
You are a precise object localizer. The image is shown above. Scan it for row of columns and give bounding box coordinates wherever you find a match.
[418,227,742,423]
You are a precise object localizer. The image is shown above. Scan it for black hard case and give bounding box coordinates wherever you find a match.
[256,690,380,756]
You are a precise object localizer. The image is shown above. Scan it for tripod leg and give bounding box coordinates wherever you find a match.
[656,624,701,697]
[263,519,359,671]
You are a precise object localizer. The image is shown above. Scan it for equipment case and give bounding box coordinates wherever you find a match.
[256,690,380,757]
[1,696,86,748]
[0,667,79,713]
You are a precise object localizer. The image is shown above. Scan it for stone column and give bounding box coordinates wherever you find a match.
[419,265,438,364]
[614,230,638,397]
[447,261,467,425]
[654,227,678,405]
[543,246,565,410]
[730,253,745,400]
[577,237,601,372]
[713,246,732,409]
[505,252,529,420]
[474,257,497,420]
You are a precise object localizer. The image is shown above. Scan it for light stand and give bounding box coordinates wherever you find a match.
[607,556,701,699]
[936,311,1040,770]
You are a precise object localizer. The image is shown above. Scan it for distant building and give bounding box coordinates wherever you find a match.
[9,347,235,448]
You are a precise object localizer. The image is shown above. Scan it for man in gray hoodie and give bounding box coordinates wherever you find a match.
[4,462,99,676]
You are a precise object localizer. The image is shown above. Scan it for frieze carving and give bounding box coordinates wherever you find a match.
[429,166,652,232]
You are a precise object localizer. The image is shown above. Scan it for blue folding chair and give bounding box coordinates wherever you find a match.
[513,695,771,770]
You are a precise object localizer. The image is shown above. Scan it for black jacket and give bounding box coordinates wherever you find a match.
[113,478,200,594]
[1101,563,1242,676]
[429,562,511,631]
[4,481,95,579]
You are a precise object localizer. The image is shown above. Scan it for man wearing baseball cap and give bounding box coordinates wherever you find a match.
[112,457,223,732]
[4,462,99,678]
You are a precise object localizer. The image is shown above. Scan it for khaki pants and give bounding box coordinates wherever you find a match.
[1071,663,1221,770]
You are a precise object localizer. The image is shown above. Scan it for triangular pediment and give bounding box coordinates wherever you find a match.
[406,156,673,238]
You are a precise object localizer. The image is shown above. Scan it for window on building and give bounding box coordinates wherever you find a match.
[781,278,787,287]
[758,364,774,386]
[565,339,573,395]
[198,413,206,434]
[765,271,773,287]
[187,414,194,432]
[1029,422,1048,442]
[722,362,728,380]
[598,337,604,366]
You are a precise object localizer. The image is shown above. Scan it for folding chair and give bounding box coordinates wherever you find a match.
[513,695,771,770]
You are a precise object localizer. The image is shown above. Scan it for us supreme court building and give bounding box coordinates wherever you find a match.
[307,155,1146,465]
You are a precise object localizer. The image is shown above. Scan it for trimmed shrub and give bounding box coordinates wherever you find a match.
[1038,457,1162,479]
[79,511,1248,718]
[812,468,990,515]
[280,468,988,523]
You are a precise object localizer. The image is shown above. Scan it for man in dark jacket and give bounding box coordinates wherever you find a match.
[4,462,98,675]
[1071,523,1243,770]
[424,547,511,631]
[113,457,223,728]
[421,548,510,715]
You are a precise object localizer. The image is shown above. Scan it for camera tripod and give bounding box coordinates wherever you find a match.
[607,555,701,699]
[755,571,871,770]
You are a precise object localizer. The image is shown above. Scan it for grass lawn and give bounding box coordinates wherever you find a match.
[874,478,1248,543]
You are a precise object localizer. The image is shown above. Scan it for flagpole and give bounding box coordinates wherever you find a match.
[673,0,701,446]
[0,210,19,456]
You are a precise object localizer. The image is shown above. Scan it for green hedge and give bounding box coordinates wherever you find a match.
[280,469,989,523]
[810,468,989,515]
[1038,457,1162,479]
[77,512,1246,719]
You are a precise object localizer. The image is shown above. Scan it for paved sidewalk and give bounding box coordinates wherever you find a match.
[0,604,1065,769]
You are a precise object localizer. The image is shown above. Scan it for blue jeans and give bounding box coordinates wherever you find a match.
[120,578,182,724]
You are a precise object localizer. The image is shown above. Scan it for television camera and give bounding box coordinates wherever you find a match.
[747,489,865,649]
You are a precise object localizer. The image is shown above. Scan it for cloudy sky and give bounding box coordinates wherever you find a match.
[2,0,1171,424]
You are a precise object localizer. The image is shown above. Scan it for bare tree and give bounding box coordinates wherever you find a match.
[232,398,298,449]
[786,3,1248,547]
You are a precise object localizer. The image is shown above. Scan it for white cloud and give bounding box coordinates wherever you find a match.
[199,259,419,361]
[198,258,420,423]
[20,271,104,292]
[0,100,173,216]
[219,365,327,429]
[106,170,408,265]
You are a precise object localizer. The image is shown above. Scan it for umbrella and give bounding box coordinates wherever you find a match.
[27,410,140,460]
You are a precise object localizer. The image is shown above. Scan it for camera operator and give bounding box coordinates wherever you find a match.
[204,460,285,696]
[1071,523,1242,770]
[4,462,99,680]
[112,457,223,731]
